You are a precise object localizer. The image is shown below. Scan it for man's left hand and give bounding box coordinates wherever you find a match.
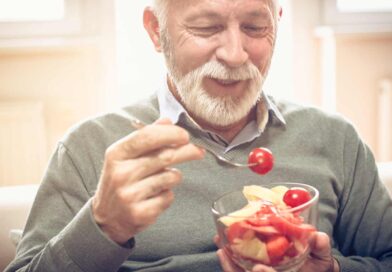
[300,231,339,272]
[217,231,339,272]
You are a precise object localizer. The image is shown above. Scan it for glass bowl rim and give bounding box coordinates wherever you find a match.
[211,182,319,217]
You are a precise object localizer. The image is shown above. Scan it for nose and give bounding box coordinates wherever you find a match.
[215,27,249,68]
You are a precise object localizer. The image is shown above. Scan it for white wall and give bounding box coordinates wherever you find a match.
[115,0,166,108]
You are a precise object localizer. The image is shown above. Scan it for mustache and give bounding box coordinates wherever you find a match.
[186,60,261,82]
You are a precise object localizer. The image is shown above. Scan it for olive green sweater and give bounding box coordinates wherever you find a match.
[6,95,392,272]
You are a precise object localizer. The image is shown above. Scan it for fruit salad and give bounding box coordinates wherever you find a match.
[217,184,317,270]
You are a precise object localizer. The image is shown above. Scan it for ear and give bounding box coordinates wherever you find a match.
[143,7,162,52]
[278,6,283,21]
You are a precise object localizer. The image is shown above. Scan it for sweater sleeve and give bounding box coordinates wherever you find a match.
[332,124,392,272]
[5,143,133,272]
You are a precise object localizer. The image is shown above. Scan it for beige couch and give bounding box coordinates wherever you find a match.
[1,163,392,271]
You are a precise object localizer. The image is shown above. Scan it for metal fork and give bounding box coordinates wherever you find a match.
[130,118,257,168]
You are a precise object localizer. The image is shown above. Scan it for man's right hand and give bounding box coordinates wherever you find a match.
[92,119,205,245]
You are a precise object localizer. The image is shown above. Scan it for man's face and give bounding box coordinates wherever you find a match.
[160,0,277,127]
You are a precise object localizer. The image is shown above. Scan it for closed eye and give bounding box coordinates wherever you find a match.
[189,26,223,36]
[242,25,269,36]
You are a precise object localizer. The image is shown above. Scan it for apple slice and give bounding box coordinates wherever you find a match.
[243,185,280,204]
[219,202,261,226]
[270,185,289,196]
[231,237,270,264]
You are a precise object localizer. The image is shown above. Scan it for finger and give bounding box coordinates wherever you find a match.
[124,190,175,233]
[252,264,276,272]
[217,249,242,272]
[214,235,220,247]
[218,247,276,272]
[135,189,175,218]
[300,232,334,272]
[309,232,331,259]
[153,118,173,125]
[108,124,191,160]
[128,143,205,181]
[123,168,182,200]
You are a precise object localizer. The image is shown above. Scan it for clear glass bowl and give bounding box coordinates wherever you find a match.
[212,183,319,272]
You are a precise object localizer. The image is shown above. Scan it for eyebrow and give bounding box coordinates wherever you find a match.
[245,10,272,19]
[184,8,272,23]
[184,11,224,22]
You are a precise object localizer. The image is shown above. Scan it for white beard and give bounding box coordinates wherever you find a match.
[168,60,265,127]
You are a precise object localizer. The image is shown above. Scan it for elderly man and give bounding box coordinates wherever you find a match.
[6,0,392,271]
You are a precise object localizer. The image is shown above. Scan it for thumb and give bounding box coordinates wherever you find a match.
[309,232,331,259]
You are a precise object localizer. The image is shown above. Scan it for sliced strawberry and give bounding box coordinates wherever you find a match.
[285,214,304,225]
[246,216,270,227]
[269,215,316,240]
[266,235,290,260]
[227,222,255,243]
[239,220,280,237]
[253,226,281,239]
[256,204,276,215]
[246,204,276,226]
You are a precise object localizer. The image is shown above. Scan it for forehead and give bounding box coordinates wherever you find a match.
[167,0,276,17]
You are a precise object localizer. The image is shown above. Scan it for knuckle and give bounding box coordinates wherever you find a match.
[142,129,159,146]
[135,207,159,224]
[104,145,116,162]
[162,170,182,188]
[124,136,140,154]
[165,191,175,205]
[111,164,133,185]
[165,190,174,205]
[129,206,143,221]
[135,129,157,149]
[115,160,144,184]
[116,188,129,203]
[159,149,176,165]
[149,180,162,195]
[147,208,160,219]
[170,169,182,183]
[119,187,138,202]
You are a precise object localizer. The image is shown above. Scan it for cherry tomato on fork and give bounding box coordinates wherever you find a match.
[248,147,274,175]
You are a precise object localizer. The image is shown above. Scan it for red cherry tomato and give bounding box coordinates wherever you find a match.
[283,188,311,208]
[248,147,274,175]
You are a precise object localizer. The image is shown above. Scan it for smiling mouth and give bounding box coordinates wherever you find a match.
[214,78,241,86]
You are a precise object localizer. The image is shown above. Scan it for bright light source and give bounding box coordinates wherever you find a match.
[337,0,392,12]
[0,0,64,22]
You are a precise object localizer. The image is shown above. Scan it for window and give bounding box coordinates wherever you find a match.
[0,0,83,38]
[337,0,392,13]
[0,0,65,22]
[322,0,392,31]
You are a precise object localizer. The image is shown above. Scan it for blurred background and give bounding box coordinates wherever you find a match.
[0,0,391,187]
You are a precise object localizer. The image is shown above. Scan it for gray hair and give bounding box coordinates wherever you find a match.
[153,0,169,30]
[153,0,280,31]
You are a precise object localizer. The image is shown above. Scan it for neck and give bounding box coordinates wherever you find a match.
[193,109,256,142]
[167,77,256,142]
